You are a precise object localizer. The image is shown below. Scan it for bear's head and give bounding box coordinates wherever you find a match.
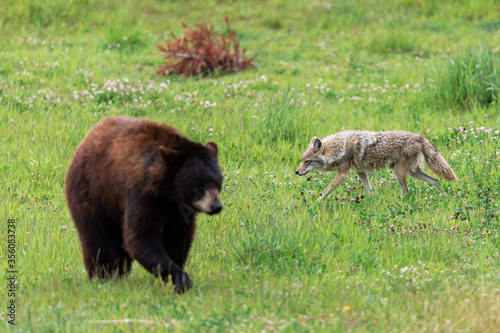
[161,142,223,215]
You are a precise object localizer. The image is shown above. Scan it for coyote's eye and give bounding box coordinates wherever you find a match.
[305,160,311,164]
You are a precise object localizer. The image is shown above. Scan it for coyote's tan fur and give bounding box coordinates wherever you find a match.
[295,130,458,198]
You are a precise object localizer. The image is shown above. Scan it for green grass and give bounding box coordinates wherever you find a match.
[1,0,500,331]
[424,48,500,110]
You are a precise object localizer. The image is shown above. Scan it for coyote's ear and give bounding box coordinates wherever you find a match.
[159,146,178,161]
[205,142,218,157]
[308,136,318,147]
[312,137,323,152]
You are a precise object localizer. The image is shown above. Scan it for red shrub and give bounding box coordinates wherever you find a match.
[156,17,257,77]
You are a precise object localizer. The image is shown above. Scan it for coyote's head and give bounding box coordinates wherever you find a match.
[295,136,325,176]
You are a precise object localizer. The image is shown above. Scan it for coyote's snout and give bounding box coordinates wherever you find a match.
[295,130,458,199]
[295,137,324,176]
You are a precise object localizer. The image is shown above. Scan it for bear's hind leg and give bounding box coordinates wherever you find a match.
[114,246,133,277]
[75,214,125,280]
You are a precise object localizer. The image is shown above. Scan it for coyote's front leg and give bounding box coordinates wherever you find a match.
[318,162,351,201]
[357,172,373,195]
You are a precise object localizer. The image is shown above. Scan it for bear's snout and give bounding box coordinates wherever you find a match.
[209,202,222,215]
[193,187,222,215]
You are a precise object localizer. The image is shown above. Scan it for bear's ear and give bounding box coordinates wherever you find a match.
[205,142,218,157]
[159,146,178,161]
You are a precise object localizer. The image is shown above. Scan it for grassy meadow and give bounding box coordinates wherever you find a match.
[2,0,500,331]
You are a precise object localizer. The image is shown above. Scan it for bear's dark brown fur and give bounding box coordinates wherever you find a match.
[65,116,223,293]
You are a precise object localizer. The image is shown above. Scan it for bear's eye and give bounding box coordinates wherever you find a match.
[204,182,217,190]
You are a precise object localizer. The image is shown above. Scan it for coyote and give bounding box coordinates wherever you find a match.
[295,130,458,198]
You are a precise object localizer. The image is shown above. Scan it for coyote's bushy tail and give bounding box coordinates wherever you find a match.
[422,139,458,181]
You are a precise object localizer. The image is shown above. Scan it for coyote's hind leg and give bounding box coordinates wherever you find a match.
[394,163,410,196]
[357,172,373,195]
[409,166,438,185]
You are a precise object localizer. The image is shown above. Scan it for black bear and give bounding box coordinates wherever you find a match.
[65,116,223,293]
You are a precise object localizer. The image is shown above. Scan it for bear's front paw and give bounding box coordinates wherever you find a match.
[173,271,194,294]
